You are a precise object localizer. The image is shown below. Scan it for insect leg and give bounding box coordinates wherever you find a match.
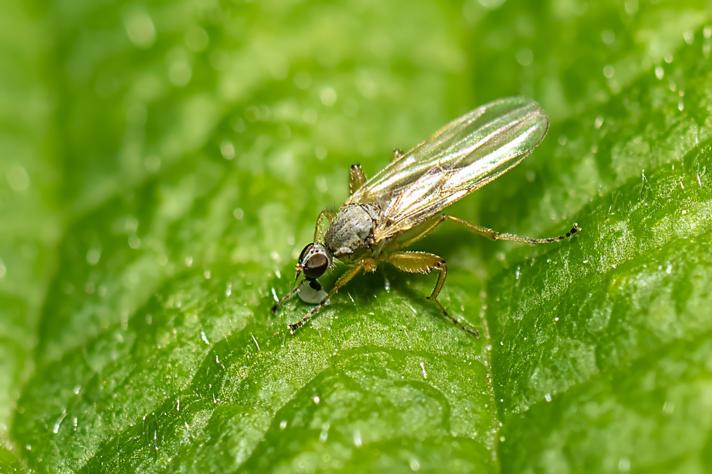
[314,209,336,242]
[271,281,301,314]
[444,216,580,244]
[399,215,579,248]
[384,251,479,337]
[391,148,405,162]
[288,261,368,334]
[349,164,367,194]
[396,216,445,249]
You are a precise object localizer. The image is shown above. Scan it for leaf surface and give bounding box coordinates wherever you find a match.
[1,1,710,472]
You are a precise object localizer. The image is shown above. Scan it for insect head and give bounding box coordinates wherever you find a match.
[297,242,332,280]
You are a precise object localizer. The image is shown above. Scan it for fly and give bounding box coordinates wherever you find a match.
[272,97,580,335]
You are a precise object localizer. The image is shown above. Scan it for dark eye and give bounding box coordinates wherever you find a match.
[298,243,313,262]
[304,253,328,279]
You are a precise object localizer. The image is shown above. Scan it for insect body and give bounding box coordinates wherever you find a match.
[272,97,579,334]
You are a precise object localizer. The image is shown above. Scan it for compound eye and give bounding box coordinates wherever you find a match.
[298,243,314,262]
[304,253,329,279]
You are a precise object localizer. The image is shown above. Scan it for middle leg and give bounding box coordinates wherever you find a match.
[384,251,479,336]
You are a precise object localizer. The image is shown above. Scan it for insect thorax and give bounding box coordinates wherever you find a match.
[324,203,379,259]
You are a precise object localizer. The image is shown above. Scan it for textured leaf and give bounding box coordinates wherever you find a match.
[1,0,711,472]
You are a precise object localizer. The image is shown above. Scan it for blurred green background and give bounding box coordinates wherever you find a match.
[1,0,711,472]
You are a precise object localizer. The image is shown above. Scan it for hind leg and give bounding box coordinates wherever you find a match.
[384,251,479,337]
[348,164,367,194]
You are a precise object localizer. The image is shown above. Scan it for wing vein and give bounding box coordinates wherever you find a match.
[346,97,549,241]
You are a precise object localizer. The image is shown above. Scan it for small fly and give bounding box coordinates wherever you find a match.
[272,97,579,335]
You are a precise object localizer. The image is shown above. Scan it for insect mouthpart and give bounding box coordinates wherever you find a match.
[298,242,332,280]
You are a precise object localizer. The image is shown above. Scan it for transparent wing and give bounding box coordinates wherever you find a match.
[346,97,549,241]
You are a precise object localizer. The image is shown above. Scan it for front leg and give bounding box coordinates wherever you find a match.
[349,164,367,194]
[288,260,374,333]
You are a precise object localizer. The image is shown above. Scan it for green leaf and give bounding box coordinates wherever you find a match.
[1,0,711,472]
